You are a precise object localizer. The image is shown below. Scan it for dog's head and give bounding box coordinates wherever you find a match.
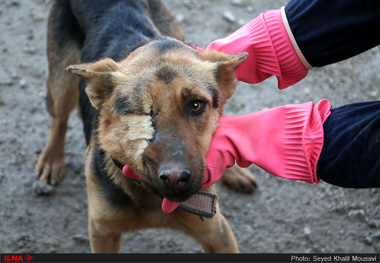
[68,37,247,202]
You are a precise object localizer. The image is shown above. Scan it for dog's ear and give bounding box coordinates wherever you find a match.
[200,50,248,101]
[67,58,121,109]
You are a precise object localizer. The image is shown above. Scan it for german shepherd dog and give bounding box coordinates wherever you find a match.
[36,0,255,253]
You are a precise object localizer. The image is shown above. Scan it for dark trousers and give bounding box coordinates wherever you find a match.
[317,101,380,188]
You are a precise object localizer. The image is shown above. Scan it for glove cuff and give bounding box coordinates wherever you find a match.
[244,100,331,183]
[279,100,331,182]
[264,9,308,89]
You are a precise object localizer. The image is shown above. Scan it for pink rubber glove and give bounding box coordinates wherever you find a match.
[204,100,332,188]
[206,9,310,89]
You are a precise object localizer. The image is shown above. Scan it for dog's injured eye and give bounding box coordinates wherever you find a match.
[114,96,134,115]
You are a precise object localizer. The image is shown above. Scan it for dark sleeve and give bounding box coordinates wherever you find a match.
[317,101,380,188]
[285,0,380,67]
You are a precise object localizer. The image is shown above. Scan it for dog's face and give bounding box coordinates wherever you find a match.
[68,37,247,202]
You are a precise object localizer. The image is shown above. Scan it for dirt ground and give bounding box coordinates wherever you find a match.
[0,0,379,254]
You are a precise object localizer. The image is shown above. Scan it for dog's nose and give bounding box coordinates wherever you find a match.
[159,166,191,187]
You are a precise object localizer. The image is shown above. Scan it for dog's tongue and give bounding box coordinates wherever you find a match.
[161,198,180,213]
[122,164,216,214]
[122,165,140,180]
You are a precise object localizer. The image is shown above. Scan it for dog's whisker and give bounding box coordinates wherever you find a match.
[158,213,167,227]
[204,165,224,177]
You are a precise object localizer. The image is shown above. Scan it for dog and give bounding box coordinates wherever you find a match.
[35,0,256,253]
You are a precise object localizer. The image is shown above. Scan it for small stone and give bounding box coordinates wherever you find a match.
[237,19,246,27]
[246,6,255,13]
[73,234,89,244]
[366,219,380,229]
[223,11,236,23]
[19,62,27,68]
[231,0,243,6]
[23,179,34,187]
[370,90,378,98]
[7,136,18,144]
[12,0,20,6]
[31,9,44,22]
[14,235,31,251]
[19,79,26,88]
[364,235,373,245]
[348,209,365,220]
[44,239,60,253]
[184,0,192,9]
[23,46,36,55]
[32,180,55,195]
[2,79,13,86]
[175,14,184,23]
[373,207,380,219]
[7,0,20,7]
[0,173,5,184]
[372,231,380,242]
[304,226,311,235]
[29,107,37,114]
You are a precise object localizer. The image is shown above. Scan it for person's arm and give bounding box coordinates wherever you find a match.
[317,101,380,188]
[286,0,380,67]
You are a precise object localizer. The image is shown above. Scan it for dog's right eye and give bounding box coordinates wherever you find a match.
[189,100,205,115]
[191,101,202,112]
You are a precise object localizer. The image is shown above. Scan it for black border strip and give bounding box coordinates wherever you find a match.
[1,253,379,263]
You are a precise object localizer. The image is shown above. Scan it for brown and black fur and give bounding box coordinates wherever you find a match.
[36,0,256,253]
